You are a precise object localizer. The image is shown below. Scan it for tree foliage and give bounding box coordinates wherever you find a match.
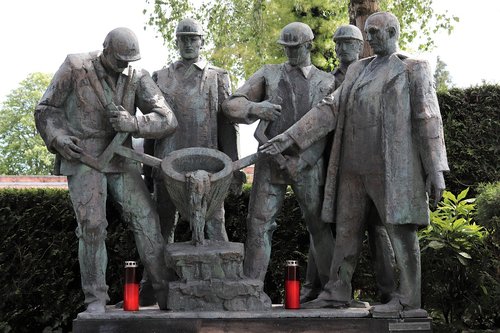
[143,0,458,82]
[0,73,54,175]
[434,56,453,93]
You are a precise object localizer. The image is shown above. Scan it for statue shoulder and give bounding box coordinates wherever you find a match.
[402,56,431,71]
[312,66,335,80]
[152,63,175,83]
[311,66,335,90]
[66,51,98,70]
[397,54,433,80]
[343,57,372,80]
[206,64,230,76]
[262,63,283,74]
[243,63,281,83]
[128,66,151,80]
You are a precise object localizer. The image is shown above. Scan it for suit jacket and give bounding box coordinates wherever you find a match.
[287,53,449,225]
[35,51,176,175]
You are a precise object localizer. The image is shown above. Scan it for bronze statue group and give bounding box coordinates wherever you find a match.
[35,12,448,317]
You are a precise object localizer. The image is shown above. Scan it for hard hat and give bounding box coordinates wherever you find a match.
[176,18,204,36]
[333,25,363,42]
[277,22,314,46]
[103,27,141,61]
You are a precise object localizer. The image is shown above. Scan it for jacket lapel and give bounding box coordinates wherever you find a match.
[383,53,406,90]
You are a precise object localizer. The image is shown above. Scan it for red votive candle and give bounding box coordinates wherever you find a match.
[123,261,139,311]
[285,260,300,309]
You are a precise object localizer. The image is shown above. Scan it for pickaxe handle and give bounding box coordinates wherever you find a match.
[78,132,162,171]
[254,119,289,171]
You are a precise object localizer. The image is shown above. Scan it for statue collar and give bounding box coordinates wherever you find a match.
[175,59,208,70]
[284,63,313,78]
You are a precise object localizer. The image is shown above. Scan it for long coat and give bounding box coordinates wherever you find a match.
[287,53,449,226]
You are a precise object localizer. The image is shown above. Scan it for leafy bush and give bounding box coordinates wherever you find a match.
[475,182,500,237]
[467,182,500,330]
[419,189,498,331]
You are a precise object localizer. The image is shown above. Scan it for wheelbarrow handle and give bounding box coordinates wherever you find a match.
[232,152,261,171]
[79,132,162,171]
[114,144,163,168]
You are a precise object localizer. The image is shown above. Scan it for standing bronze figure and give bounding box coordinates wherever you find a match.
[301,24,396,305]
[140,18,242,305]
[223,22,336,288]
[35,27,177,313]
[261,12,448,316]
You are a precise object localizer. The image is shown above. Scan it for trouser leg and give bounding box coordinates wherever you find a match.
[321,173,368,302]
[108,168,171,310]
[205,202,229,241]
[300,250,322,301]
[362,174,421,309]
[292,175,335,288]
[244,162,286,281]
[385,224,421,309]
[139,178,178,306]
[367,209,396,303]
[68,167,109,307]
[155,178,178,244]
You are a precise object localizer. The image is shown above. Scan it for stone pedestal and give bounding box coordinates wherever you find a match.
[74,306,433,333]
[164,241,271,311]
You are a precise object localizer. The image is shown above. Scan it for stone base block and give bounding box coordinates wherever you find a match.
[168,279,271,311]
[74,306,433,333]
[165,241,244,281]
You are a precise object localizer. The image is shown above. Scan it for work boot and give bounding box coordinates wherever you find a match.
[139,280,157,306]
[370,298,404,318]
[154,288,169,310]
[83,300,106,314]
[299,286,321,304]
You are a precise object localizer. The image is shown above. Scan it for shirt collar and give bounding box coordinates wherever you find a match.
[174,59,207,70]
[285,63,313,78]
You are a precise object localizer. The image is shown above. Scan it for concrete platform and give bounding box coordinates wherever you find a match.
[74,305,432,332]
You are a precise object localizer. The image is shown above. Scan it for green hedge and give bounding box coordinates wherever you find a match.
[0,189,138,333]
[438,84,500,195]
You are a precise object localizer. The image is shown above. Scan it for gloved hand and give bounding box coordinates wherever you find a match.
[107,104,139,133]
[249,100,282,121]
[53,135,83,161]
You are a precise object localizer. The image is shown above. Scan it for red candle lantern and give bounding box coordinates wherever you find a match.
[123,261,139,311]
[284,260,300,309]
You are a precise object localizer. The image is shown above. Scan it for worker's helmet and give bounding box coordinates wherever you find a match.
[333,25,363,42]
[103,27,141,61]
[176,18,204,36]
[277,22,314,46]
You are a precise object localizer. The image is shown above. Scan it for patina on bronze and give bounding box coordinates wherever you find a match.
[146,17,241,245]
[261,12,448,317]
[140,17,243,306]
[223,22,336,288]
[301,24,397,305]
[34,27,178,314]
